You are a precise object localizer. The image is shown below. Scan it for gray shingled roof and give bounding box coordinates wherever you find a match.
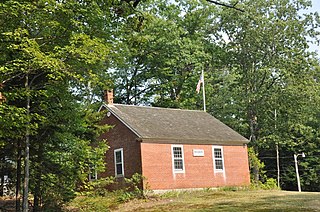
[106,104,249,145]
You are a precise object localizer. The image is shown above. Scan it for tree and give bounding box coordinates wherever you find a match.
[212,0,320,184]
[111,0,320,190]
[112,0,218,108]
[0,0,114,210]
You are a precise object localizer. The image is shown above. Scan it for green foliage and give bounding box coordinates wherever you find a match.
[159,190,184,198]
[76,173,147,204]
[118,173,147,202]
[112,0,215,108]
[208,0,320,191]
[280,124,320,191]
[106,0,320,192]
[248,147,266,182]
[68,190,320,211]
[262,178,279,190]
[26,85,110,209]
[250,178,280,190]
[78,177,116,197]
[0,0,114,210]
[0,1,319,211]
[66,195,120,212]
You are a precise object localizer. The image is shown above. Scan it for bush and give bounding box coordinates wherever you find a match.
[75,173,147,203]
[78,177,115,197]
[117,173,147,202]
[250,178,279,190]
[261,178,279,190]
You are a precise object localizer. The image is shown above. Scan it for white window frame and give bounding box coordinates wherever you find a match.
[212,146,225,173]
[171,145,185,173]
[114,148,124,177]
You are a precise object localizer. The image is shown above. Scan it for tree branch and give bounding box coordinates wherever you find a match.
[123,0,245,12]
[1,73,24,85]
[206,0,245,12]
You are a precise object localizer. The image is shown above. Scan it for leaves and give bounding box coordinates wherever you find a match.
[0,0,115,209]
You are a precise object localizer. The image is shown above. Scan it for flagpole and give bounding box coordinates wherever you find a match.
[202,69,206,112]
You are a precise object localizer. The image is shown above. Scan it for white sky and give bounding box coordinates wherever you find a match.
[308,0,320,54]
[310,0,320,13]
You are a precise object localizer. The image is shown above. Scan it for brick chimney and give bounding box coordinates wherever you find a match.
[104,89,114,105]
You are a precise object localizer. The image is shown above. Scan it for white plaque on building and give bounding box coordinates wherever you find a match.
[193,149,204,157]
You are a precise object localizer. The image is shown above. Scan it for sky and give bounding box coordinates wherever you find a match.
[310,0,320,13]
[308,0,320,53]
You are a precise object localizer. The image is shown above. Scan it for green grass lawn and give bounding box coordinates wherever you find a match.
[66,189,320,212]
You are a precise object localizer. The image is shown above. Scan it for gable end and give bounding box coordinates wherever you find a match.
[101,103,142,138]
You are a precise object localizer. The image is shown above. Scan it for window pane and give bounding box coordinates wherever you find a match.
[174,159,183,170]
[114,149,124,177]
[173,147,182,158]
[172,146,184,172]
[214,148,222,158]
[115,151,122,163]
[215,160,223,170]
[116,164,123,175]
[213,147,224,171]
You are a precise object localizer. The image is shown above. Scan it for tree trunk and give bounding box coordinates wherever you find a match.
[0,174,4,196]
[248,107,259,182]
[16,139,22,212]
[276,143,280,188]
[33,181,40,212]
[23,74,30,212]
[33,139,43,212]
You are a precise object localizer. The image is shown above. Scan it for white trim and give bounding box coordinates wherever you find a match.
[114,148,124,177]
[171,145,185,173]
[101,103,142,138]
[98,104,107,112]
[212,146,225,173]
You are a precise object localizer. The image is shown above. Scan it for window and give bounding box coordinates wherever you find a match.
[213,146,224,172]
[172,145,185,173]
[114,148,124,177]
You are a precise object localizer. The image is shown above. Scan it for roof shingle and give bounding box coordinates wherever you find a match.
[106,104,249,145]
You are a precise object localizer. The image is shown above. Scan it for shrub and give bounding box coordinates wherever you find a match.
[117,173,147,202]
[261,178,279,190]
[250,178,279,190]
[78,177,115,197]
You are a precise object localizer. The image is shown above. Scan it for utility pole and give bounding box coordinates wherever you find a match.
[294,153,305,192]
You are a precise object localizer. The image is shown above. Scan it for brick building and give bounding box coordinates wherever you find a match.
[99,90,250,191]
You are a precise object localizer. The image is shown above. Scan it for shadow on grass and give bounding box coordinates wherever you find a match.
[198,191,320,212]
[128,191,320,212]
[258,192,320,212]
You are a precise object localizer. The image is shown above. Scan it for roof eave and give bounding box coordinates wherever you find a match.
[140,137,249,146]
[104,104,142,138]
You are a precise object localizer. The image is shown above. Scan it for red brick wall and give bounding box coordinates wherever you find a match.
[99,110,250,190]
[99,113,142,181]
[140,143,250,190]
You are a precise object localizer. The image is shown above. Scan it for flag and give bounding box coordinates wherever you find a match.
[196,73,203,93]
